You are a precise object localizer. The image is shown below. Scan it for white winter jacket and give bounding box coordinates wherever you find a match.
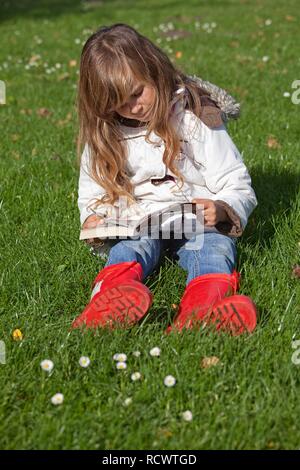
[78,86,257,238]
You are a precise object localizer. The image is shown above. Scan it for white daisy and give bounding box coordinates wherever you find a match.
[123,397,132,406]
[283,92,291,97]
[113,353,127,362]
[79,356,90,368]
[40,359,54,372]
[265,19,272,26]
[182,410,193,421]
[116,361,127,370]
[131,372,142,381]
[150,347,161,357]
[51,393,64,405]
[164,375,176,387]
[132,351,141,357]
[262,55,269,62]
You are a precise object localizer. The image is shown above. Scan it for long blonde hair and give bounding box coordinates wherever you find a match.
[77,23,206,209]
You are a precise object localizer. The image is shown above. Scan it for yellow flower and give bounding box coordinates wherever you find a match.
[12,329,23,341]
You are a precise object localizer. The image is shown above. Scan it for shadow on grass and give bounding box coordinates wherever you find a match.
[0,0,243,23]
[0,0,118,22]
[241,165,300,247]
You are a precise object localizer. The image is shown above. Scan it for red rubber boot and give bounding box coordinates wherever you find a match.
[72,261,152,329]
[166,270,257,335]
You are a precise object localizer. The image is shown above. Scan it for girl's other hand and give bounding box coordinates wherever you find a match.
[192,199,229,226]
[82,214,105,244]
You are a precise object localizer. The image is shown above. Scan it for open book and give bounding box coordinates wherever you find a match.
[80,201,203,241]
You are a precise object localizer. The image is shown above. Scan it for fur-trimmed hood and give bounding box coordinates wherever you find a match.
[189,76,241,129]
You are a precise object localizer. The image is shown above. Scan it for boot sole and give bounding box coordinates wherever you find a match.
[167,294,257,335]
[210,294,257,335]
[72,281,152,329]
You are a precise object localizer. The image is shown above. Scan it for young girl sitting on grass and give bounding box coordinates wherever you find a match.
[72,23,258,335]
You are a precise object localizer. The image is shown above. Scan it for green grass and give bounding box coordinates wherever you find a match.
[1,0,300,450]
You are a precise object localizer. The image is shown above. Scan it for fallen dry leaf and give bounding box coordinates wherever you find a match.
[69,59,77,67]
[175,51,182,59]
[285,15,295,21]
[201,356,220,368]
[291,265,300,279]
[37,108,52,117]
[267,136,281,149]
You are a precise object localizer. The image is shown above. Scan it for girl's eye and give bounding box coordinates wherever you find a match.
[133,89,143,97]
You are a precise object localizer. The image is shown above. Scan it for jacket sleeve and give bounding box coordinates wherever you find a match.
[78,143,107,226]
[192,120,257,234]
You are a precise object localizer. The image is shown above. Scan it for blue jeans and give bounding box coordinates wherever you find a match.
[104,232,237,285]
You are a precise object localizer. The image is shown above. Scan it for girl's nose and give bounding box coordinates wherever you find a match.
[130,104,142,115]
[129,98,142,115]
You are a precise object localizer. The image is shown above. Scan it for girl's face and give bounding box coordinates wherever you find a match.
[115,81,156,122]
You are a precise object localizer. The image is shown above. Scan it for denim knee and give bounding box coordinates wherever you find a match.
[105,237,163,279]
[175,232,238,283]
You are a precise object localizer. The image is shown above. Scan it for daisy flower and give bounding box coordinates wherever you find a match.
[116,361,127,370]
[40,359,54,372]
[164,375,176,387]
[182,410,193,422]
[131,372,142,381]
[132,351,141,357]
[150,347,161,357]
[113,353,127,362]
[79,356,90,368]
[123,397,132,406]
[51,393,64,405]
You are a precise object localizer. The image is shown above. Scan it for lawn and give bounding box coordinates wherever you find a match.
[0,0,300,450]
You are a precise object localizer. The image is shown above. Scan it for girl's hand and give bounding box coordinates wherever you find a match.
[82,214,105,245]
[192,199,229,227]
